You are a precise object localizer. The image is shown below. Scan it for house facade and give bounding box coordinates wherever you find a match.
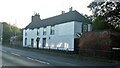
[0,22,3,45]
[23,10,92,51]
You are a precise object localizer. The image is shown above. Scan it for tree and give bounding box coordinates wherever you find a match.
[10,24,23,41]
[84,14,94,22]
[2,22,22,44]
[93,16,112,30]
[2,22,12,44]
[88,1,120,31]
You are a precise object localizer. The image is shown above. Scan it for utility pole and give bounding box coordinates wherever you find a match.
[15,19,17,37]
[0,22,3,45]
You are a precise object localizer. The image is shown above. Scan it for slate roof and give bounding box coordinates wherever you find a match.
[25,10,91,29]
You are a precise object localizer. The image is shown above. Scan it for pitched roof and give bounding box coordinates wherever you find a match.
[25,10,91,29]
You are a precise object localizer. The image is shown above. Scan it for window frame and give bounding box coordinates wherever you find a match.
[25,32,27,36]
[50,25,55,35]
[37,29,39,36]
[42,38,46,47]
[25,38,27,45]
[82,24,88,33]
[43,27,47,35]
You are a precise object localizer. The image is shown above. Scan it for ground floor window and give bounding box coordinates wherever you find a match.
[82,24,88,33]
[25,38,27,45]
[42,38,46,47]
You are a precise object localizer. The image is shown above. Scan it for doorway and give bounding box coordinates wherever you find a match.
[31,39,34,47]
[36,37,40,49]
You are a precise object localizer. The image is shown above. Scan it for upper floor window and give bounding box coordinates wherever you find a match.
[43,27,47,35]
[82,24,88,33]
[50,26,55,35]
[25,32,27,36]
[37,30,39,36]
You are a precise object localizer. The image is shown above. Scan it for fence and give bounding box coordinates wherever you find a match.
[78,49,120,60]
[25,47,120,60]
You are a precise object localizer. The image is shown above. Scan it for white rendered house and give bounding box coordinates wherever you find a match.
[23,10,92,51]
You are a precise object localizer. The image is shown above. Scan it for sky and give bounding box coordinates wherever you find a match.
[0,0,94,28]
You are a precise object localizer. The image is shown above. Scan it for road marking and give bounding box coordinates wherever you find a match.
[26,57,50,65]
[26,57,34,60]
[11,53,20,56]
[34,59,50,64]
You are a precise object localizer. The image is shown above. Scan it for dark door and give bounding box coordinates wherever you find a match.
[31,39,34,47]
[25,38,27,45]
[36,37,40,49]
[74,38,79,54]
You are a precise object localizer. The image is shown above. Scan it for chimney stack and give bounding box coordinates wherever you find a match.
[31,13,41,22]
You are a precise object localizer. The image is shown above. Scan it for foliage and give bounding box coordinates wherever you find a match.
[88,1,120,31]
[93,16,113,30]
[2,22,12,43]
[2,22,22,44]
[83,14,93,22]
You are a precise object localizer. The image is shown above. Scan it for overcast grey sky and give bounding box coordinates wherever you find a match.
[0,0,94,28]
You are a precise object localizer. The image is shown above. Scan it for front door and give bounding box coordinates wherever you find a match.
[36,37,40,49]
[31,39,34,47]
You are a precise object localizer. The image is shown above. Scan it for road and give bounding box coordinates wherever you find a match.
[0,45,118,67]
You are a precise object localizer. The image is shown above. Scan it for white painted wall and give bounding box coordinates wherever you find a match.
[88,24,92,31]
[23,21,75,51]
[55,21,74,36]
[23,21,91,51]
[47,35,74,51]
[74,21,82,38]
[23,30,25,46]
